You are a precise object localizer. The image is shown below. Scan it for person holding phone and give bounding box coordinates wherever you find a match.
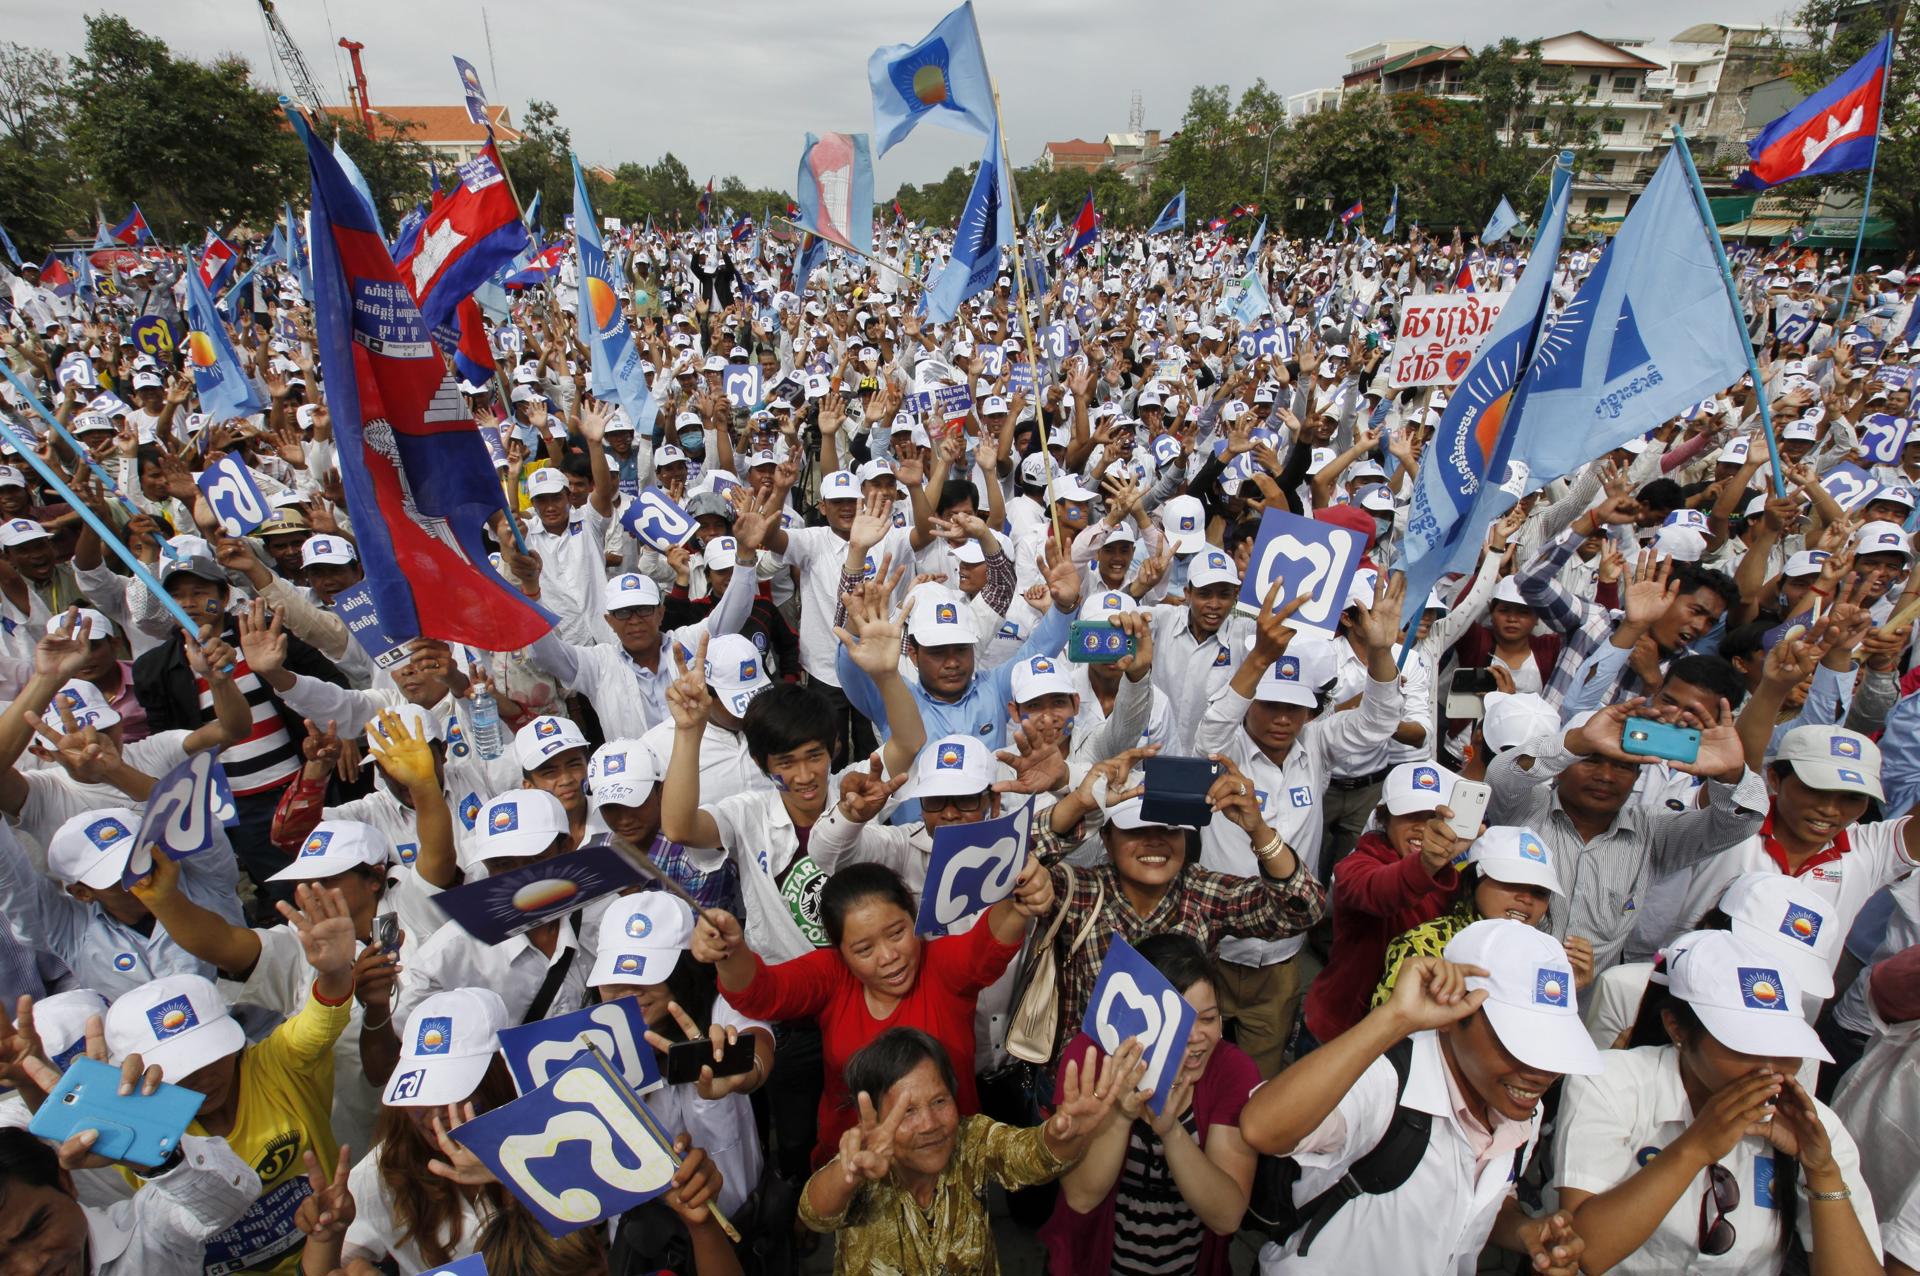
[1553,930,1881,1275]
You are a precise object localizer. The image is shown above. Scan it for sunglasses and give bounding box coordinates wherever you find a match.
[1697,1162,1738,1256]
[920,791,987,816]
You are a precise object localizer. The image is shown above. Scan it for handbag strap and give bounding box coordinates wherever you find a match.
[1065,875,1106,959]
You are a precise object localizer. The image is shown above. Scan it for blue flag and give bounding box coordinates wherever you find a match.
[182,258,267,423]
[1482,195,1520,244]
[794,231,830,295]
[0,221,20,269]
[333,140,382,234]
[1148,189,1186,235]
[524,189,542,232]
[795,132,876,256]
[1243,215,1267,271]
[453,54,490,126]
[1382,184,1399,238]
[390,202,428,261]
[868,1,997,158]
[284,201,312,297]
[924,132,1006,323]
[572,155,658,435]
[1501,145,1753,489]
[1399,156,1574,637]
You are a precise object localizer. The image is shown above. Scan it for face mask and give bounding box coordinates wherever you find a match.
[678,429,705,456]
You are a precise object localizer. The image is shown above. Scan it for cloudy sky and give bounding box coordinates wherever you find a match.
[11,0,1801,192]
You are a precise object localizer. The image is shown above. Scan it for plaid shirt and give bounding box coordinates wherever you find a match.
[1033,820,1328,1053]
[1515,529,1641,708]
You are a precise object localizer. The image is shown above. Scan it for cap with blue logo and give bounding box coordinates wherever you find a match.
[30,989,111,1071]
[471,789,571,863]
[1854,520,1913,561]
[1082,590,1139,626]
[1160,495,1208,553]
[1774,724,1882,800]
[513,714,589,772]
[588,738,664,813]
[269,818,394,882]
[1443,919,1602,1076]
[1187,548,1241,590]
[1464,825,1564,895]
[820,470,860,501]
[383,988,509,1107]
[603,572,664,612]
[906,585,983,646]
[104,973,245,1084]
[1660,930,1830,1062]
[1718,871,1841,998]
[46,678,121,731]
[1383,760,1458,816]
[1012,654,1076,704]
[705,633,773,718]
[590,891,695,986]
[1250,634,1334,708]
[46,807,142,890]
[899,734,994,802]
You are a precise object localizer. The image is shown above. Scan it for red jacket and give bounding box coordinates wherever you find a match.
[1304,832,1459,1043]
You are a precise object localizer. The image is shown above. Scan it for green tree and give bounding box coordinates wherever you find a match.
[503,99,573,226]
[323,115,431,233]
[1785,0,1917,252]
[0,41,87,251]
[64,15,299,238]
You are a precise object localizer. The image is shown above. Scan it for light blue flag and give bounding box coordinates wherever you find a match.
[1243,216,1267,271]
[868,1,997,158]
[0,221,20,269]
[1229,267,1272,326]
[1399,155,1574,638]
[182,260,267,422]
[924,132,1005,323]
[1382,185,1399,238]
[284,202,312,297]
[1148,189,1186,235]
[794,132,876,256]
[524,189,542,232]
[332,140,383,236]
[794,232,830,295]
[1502,147,1753,489]
[1482,195,1520,244]
[572,155,658,434]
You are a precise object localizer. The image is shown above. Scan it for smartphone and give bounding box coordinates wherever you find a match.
[1067,618,1136,664]
[372,912,400,952]
[1621,717,1701,766]
[28,1057,205,1167]
[1140,756,1225,828]
[1445,667,1500,720]
[1445,780,1492,840]
[665,1035,757,1087]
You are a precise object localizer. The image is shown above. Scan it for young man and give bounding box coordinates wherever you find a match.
[1240,920,1596,1275]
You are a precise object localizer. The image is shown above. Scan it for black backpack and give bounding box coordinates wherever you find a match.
[1245,1037,1526,1256]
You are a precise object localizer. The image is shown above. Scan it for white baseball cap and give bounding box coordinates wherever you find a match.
[1773,724,1882,799]
[1718,872,1842,999]
[1781,419,1818,443]
[1047,475,1098,504]
[46,808,142,889]
[1854,520,1912,559]
[300,535,356,567]
[653,443,690,469]
[471,789,572,863]
[104,973,246,1084]
[525,467,570,498]
[819,470,859,501]
[590,891,695,986]
[706,633,772,717]
[1187,548,1240,589]
[0,464,24,489]
[1464,825,1564,895]
[513,714,589,772]
[269,819,393,882]
[907,587,982,646]
[1250,636,1333,708]
[1660,929,1830,1061]
[898,734,995,801]
[702,537,740,571]
[1652,525,1708,563]
[588,739,663,814]
[1482,691,1558,754]
[1082,589,1139,625]
[1160,495,1208,552]
[1717,436,1752,465]
[1011,654,1075,704]
[1383,761,1456,816]
[0,517,50,547]
[1782,550,1831,578]
[382,988,511,1107]
[1444,919,1602,1076]
[47,678,120,730]
[31,989,111,1070]
[604,571,663,611]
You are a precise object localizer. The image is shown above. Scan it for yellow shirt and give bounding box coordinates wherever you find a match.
[130,991,353,1276]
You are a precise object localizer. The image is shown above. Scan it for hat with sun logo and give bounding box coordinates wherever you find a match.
[382,988,510,1107]
[1660,930,1830,1062]
[103,974,245,1084]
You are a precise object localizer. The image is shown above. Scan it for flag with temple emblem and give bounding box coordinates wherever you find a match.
[197,233,239,293]
[1065,190,1098,257]
[1736,34,1890,191]
[573,154,658,433]
[697,179,712,226]
[109,205,150,246]
[448,294,494,387]
[795,132,876,256]
[504,239,567,290]
[183,257,267,423]
[289,105,554,653]
[395,139,529,333]
[1339,200,1364,226]
[868,1,997,157]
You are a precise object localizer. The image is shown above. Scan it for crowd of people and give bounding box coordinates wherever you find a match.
[1,196,1919,1276]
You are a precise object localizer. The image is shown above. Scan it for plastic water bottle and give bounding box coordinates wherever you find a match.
[467,687,506,761]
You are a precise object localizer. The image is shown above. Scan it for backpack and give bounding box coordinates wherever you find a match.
[1245,1038,1526,1256]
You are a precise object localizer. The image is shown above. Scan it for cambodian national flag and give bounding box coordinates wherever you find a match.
[728,216,753,244]
[504,240,566,289]
[1339,200,1365,225]
[288,106,554,653]
[1065,190,1099,257]
[394,138,529,333]
[197,233,239,293]
[447,294,494,387]
[38,255,73,297]
[1737,34,1890,191]
[1454,258,1477,293]
[698,179,712,226]
[110,205,150,246]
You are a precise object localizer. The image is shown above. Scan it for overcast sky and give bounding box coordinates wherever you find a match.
[8,0,1803,192]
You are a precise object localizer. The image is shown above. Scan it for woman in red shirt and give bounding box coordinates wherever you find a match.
[1301,762,1473,1048]
[691,858,1053,1168]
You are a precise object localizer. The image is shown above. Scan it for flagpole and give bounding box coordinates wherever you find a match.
[1835,31,1895,333]
[772,218,922,296]
[0,362,152,529]
[1672,125,1788,498]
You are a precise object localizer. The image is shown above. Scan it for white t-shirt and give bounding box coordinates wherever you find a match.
[343,1139,489,1272]
[776,524,910,685]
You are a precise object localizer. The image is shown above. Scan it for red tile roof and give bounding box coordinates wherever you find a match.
[320,103,521,145]
[1044,138,1113,158]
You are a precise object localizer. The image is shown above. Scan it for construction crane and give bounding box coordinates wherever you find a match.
[338,38,373,131]
[255,0,326,117]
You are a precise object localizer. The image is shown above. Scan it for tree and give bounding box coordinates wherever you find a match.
[64,15,300,238]
[503,99,573,227]
[0,41,86,251]
[1786,0,1917,252]
[323,115,431,234]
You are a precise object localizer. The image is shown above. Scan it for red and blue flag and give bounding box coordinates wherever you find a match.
[288,107,553,654]
[1065,190,1099,257]
[1339,200,1365,225]
[1736,34,1890,191]
[394,138,530,332]
[109,205,151,246]
[197,233,239,293]
[504,240,567,290]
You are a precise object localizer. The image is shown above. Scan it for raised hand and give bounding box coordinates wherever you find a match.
[366,708,437,792]
[836,754,908,823]
[1621,550,1679,627]
[993,718,1068,796]
[1248,575,1311,664]
[1352,571,1408,654]
[832,583,913,680]
[278,882,358,979]
[292,1147,355,1243]
[1048,1038,1144,1142]
[32,609,91,681]
[236,598,288,675]
[838,1090,905,1186]
[641,1001,758,1100]
[689,908,744,964]
[663,1133,726,1225]
[846,490,895,554]
[577,397,613,444]
[666,632,713,731]
[427,1102,496,1185]
[1668,698,1745,782]
[1383,956,1488,1033]
[1108,610,1155,681]
[1041,533,1083,612]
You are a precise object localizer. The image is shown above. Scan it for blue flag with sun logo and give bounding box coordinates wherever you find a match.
[868,1,998,158]
[572,154,658,435]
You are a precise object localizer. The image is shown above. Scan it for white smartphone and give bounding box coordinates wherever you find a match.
[1446,780,1492,840]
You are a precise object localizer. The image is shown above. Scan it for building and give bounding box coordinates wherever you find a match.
[1286,87,1346,119]
[1105,130,1166,187]
[1036,138,1113,173]
[320,103,522,169]
[1640,24,1809,169]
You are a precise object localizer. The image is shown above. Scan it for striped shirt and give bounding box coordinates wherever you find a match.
[197,655,298,795]
[1113,1112,1207,1274]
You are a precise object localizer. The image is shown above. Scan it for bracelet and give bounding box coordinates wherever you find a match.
[361,1007,392,1031]
[1807,1186,1852,1202]
[1252,832,1286,862]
